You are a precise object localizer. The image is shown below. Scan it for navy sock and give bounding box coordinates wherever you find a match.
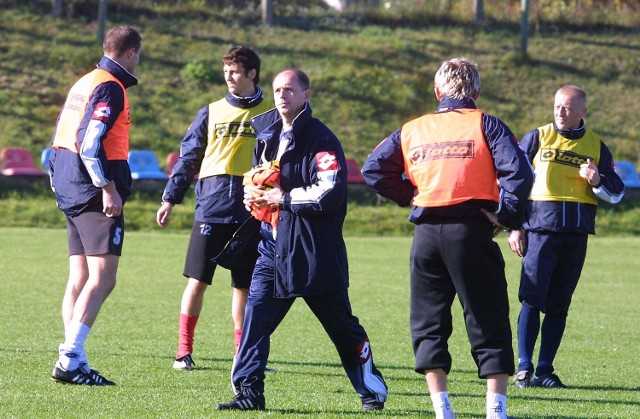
[517,304,540,372]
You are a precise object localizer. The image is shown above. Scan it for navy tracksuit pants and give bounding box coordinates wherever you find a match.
[232,256,388,404]
[516,231,588,375]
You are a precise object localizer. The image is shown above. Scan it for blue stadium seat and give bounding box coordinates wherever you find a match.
[614,160,640,188]
[41,147,52,169]
[128,150,169,180]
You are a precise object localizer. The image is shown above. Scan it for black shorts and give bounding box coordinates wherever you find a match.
[183,222,254,289]
[66,209,125,256]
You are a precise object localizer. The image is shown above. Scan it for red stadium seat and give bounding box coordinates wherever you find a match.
[166,151,198,180]
[345,158,365,184]
[1,147,46,176]
[166,152,179,177]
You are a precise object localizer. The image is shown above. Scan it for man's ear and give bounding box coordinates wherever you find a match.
[434,87,443,101]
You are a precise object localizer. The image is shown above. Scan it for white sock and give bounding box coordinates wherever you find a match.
[58,322,91,371]
[430,391,455,419]
[486,392,508,419]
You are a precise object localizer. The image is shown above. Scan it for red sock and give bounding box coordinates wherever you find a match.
[234,328,242,355]
[177,314,199,358]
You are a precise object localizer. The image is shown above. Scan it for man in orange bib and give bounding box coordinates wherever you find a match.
[363,57,534,419]
[49,25,142,386]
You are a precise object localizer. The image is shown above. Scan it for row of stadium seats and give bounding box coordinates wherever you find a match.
[0,147,170,180]
[0,147,368,184]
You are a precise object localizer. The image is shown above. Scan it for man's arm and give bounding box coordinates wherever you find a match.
[280,148,344,213]
[78,81,125,188]
[161,106,208,205]
[483,115,535,229]
[361,129,416,207]
[590,143,625,204]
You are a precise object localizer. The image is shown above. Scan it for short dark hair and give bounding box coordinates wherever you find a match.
[103,26,142,57]
[276,68,310,90]
[223,46,261,85]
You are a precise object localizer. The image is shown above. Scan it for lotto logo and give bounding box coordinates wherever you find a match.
[357,338,371,364]
[214,122,256,139]
[92,102,112,123]
[541,148,591,167]
[409,140,474,164]
[316,151,338,172]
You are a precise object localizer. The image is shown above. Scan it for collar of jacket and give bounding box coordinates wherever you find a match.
[251,103,313,150]
[226,86,264,109]
[553,119,586,139]
[436,96,478,112]
[97,56,138,88]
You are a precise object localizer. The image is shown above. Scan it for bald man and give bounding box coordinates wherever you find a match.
[509,85,624,389]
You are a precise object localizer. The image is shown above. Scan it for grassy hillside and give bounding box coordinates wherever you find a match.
[1,0,639,169]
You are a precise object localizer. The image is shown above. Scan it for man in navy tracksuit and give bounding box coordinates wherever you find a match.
[215,68,388,412]
[509,85,624,389]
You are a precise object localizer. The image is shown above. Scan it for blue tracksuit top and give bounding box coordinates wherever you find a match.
[362,97,534,230]
[161,90,267,223]
[519,121,625,234]
[49,56,137,216]
[250,104,350,298]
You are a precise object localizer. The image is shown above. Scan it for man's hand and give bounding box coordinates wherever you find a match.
[508,229,525,257]
[244,182,282,211]
[579,158,600,186]
[156,201,174,227]
[102,181,123,218]
[480,208,507,237]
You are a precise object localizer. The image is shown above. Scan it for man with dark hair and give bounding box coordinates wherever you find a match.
[49,25,142,386]
[215,68,388,412]
[102,25,142,57]
[157,46,271,372]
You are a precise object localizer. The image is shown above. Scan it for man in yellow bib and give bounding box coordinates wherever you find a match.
[156,47,271,373]
[509,85,624,389]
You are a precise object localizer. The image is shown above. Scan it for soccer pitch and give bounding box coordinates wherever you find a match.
[0,227,638,418]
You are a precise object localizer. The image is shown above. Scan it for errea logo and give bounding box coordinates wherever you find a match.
[541,148,591,167]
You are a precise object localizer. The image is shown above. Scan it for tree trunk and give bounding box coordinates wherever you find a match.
[52,0,63,17]
[97,0,107,45]
[473,0,484,26]
[520,0,530,59]
[262,0,273,27]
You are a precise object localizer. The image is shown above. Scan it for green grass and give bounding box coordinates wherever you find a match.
[1,227,639,417]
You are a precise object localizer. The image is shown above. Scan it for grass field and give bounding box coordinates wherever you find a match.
[0,227,639,418]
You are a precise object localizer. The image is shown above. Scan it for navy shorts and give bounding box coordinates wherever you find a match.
[183,222,254,289]
[66,209,125,256]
